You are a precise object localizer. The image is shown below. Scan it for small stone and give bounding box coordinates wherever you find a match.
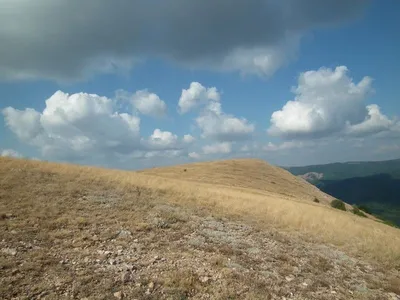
[1,248,17,256]
[109,259,116,265]
[117,230,132,238]
[302,282,308,287]
[199,276,210,283]
[331,291,337,294]
[285,275,295,282]
[388,292,400,300]
[117,250,123,255]
[133,239,138,242]
[148,282,155,290]
[113,291,123,299]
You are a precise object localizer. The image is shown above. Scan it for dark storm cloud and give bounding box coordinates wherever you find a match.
[0,0,368,80]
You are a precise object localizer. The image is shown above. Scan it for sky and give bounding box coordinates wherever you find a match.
[0,0,399,169]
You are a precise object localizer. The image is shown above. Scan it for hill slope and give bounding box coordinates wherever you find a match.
[139,159,334,204]
[1,157,400,299]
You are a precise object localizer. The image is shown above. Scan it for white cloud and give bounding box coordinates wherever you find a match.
[131,90,167,118]
[2,90,195,165]
[2,91,142,160]
[203,142,232,155]
[147,129,179,149]
[346,104,394,137]
[142,149,184,159]
[196,108,254,141]
[263,141,313,152]
[188,152,200,159]
[268,66,398,139]
[179,82,254,141]
[183,134,195,144]
[178,82,220,114]
[0,149,23,158]
[2,107,42,142]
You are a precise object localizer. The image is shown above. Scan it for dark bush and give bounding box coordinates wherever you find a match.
[352,205,367,217]
[313,198,320,203]
[358,205,371,214]
[330,199,346,211]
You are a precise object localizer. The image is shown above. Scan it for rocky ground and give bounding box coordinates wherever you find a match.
[1,163,400,299]
[2,194,400,299]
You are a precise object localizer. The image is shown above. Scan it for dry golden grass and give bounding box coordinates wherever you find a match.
[2,157,400,299]
[139,158,334,204]
[1,157,399,267]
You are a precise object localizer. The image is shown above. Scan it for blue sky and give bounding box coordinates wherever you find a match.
[1,0,399,169]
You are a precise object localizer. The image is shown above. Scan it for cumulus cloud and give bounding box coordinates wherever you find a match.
[131,90,167,118]
[178,82,220,114]
[203,142,232,155]
[179,82,254,141]
[0,149,23,158]
[141,149,185,159]
[183,134,195,144]
[345,104,395,137]
[263,141,314,152]
[2,108,42,142]
[196,107,255,141]
[188,152,201,159]
[146,129,179,150]
[268,66,398,139]
[0,0,368,81]
[2,90,188,162]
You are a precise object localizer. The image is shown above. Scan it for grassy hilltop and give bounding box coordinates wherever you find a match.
[1,157,400,299]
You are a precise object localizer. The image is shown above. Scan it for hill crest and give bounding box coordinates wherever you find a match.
[139,158,334,205]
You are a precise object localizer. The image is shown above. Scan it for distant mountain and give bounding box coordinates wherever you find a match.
[285,159,400,226]
[285,158,400,181]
